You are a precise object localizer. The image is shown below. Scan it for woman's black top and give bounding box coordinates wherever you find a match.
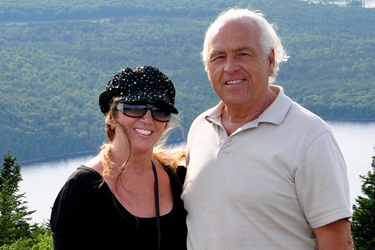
[50,165,187,250]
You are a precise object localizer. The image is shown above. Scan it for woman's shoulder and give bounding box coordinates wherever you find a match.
[66,165,102,186]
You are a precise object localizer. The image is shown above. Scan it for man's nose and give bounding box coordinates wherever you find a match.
[224,56,239,73]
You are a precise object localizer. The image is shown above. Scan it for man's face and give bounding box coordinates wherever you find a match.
[205,19,275,109]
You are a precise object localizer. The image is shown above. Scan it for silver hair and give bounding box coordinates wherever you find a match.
[201,8,289,83]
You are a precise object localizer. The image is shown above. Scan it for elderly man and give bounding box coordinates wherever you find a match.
[181,8,353,250]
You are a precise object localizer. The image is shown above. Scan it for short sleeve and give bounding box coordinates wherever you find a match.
[296,131,352,228]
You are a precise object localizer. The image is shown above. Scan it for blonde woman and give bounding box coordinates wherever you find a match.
[51,66,187,250]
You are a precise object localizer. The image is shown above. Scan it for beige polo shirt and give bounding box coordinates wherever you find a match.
[182,85,351,250]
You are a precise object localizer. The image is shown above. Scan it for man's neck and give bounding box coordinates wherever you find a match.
[221,88,278,135]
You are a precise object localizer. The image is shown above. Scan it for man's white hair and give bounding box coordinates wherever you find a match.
[202,8,289,83]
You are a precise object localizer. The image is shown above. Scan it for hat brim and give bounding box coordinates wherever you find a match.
[118,89,179,114]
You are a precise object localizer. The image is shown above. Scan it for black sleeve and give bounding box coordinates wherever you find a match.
[50,168,99,250]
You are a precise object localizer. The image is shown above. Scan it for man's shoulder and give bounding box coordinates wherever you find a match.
[287,101,331,132]
[290,102,324,122]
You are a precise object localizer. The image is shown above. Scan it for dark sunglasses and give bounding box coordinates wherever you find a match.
[115,102,172,122]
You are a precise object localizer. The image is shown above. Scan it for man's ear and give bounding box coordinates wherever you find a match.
[268,48,275,76]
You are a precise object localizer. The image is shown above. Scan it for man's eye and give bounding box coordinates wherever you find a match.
[211,55,225,61]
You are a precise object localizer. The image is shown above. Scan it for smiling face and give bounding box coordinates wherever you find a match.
[205,18,275,111]
[113,108,167,155]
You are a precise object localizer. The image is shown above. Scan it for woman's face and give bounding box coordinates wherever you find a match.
[112,103,168,154]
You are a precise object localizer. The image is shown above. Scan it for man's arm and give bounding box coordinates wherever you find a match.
[313,218,354,250]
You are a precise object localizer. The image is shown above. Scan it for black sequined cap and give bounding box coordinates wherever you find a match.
[99,66,178,115]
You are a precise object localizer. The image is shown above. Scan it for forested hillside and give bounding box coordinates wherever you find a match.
[1,0,374,163]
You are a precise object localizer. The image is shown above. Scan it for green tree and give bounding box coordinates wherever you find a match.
[0,223,52,250]
[352,153,375,249]
[0,150,35,246]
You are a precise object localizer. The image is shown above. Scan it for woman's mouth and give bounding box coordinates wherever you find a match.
[135,129,152,135]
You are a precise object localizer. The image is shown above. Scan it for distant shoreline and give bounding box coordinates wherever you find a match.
[20,140,186,167]
[324,117,375,123]
[302,0,375,8]
[20,151,97,167]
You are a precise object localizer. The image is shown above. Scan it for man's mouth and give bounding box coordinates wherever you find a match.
[226,79,244,85]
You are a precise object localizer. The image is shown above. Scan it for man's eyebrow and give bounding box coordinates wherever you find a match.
[209,49,224,57]
[233,46,256,53]
[209,46,255,56]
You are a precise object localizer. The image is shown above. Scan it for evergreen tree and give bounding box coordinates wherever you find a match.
[0,150,35,246]
[352,153,375,250]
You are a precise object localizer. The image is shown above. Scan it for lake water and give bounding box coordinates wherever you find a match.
[19,121,375,224]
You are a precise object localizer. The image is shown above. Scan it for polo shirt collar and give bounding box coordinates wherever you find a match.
[204,85,292,129]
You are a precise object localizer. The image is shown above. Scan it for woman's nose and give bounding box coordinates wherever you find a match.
[140,110,153,123]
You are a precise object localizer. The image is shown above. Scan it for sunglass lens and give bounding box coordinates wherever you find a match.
[123,104,148,118]
[151,106,171,122]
